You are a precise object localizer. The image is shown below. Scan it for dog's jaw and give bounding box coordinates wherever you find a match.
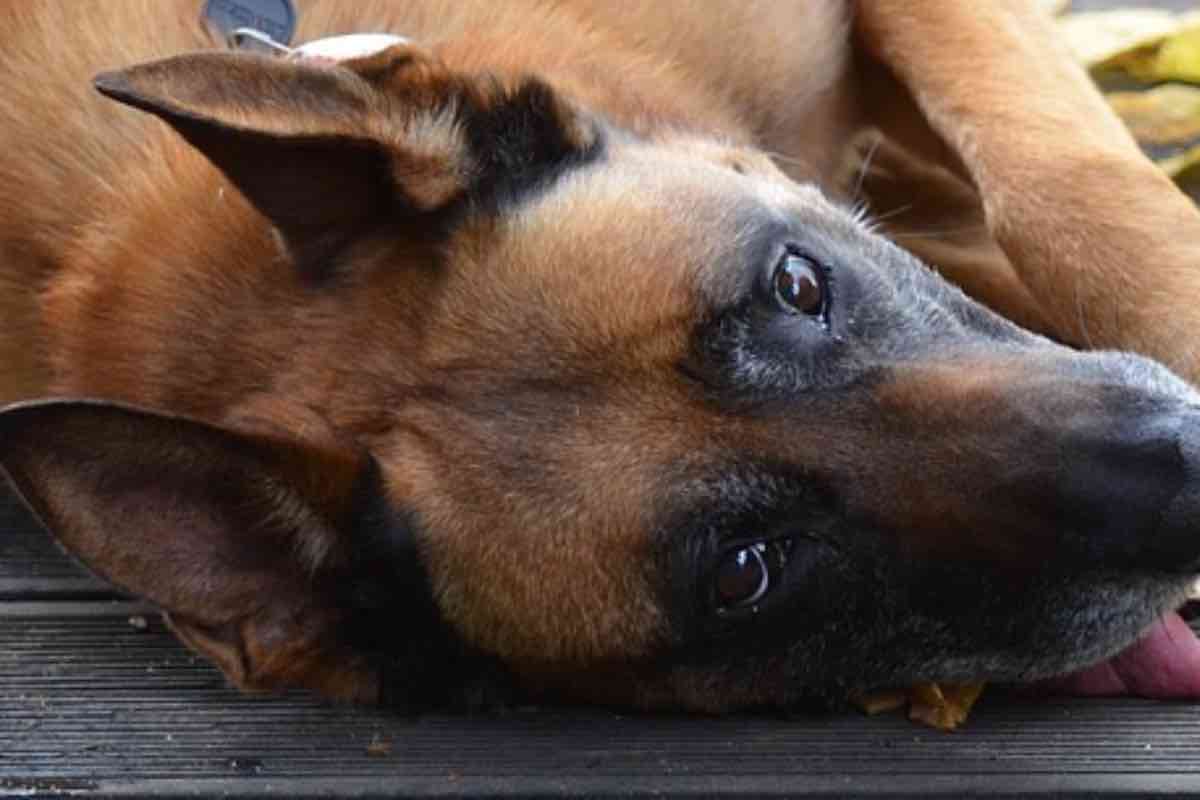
[1044,580,1200,698]
[1037,608,1200,699]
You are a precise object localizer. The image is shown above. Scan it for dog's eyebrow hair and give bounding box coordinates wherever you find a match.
[693,203,780,289]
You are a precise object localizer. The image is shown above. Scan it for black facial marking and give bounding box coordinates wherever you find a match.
[660,462,844,646]
[331,80,605,281]
[342,458,517,711]
[307,78,606,283]
[461,78,604,213]
[653,444,1192,707]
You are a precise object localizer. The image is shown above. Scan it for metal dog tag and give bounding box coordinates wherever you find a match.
[202,0,296,48]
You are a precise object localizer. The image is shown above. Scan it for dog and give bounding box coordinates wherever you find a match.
[3,0,1200,715]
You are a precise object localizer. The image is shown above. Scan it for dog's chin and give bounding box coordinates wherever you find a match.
[1032,606,1200,699]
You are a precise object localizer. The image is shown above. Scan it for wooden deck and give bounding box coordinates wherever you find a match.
[8,493,1200,798]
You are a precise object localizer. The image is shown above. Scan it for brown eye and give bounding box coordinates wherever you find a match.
[715,543,770,610]
[773,253,825,316]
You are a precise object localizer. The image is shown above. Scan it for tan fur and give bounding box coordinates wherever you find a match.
[856,0,1200,379]
[4,0,1200,705]
[0,0,846,397]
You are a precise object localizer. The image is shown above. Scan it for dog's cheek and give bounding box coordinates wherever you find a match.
[371,400,689,672]
[420,509,668,669]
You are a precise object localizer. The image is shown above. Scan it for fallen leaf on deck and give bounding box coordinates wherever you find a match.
[1154,23,1200,84]
[1107,84,1200,175]
[908,682,986,731]
[849,688,908,716]
[1058,9,1180,68]
[1108,84,1200,147]
[1163,145,1200,182]
[366,734,393,757]
[1059,9,1200,83]
[851,682,987,731]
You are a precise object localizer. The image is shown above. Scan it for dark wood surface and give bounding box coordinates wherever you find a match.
[9,501,1200,800]
[5,0,1200,796]
[8,503,1200,799]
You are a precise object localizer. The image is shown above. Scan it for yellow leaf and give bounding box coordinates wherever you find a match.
[1058,9,1179,68]
[851,682,987,730]
[1107,84,1200,192]
[1060,9,1200,84]
[1107,84,1200,150]
[1153,24,1200,84]
[1162,144,1200,181]
[848,688,908,716]
[907,682,986,731]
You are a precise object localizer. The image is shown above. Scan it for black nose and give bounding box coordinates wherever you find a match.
[1154,409,1200,572]
[1064,406,1200,573]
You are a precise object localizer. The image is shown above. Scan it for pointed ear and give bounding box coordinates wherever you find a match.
[93,49,434,274]
[93,48,598,274]
[0,400,448,703]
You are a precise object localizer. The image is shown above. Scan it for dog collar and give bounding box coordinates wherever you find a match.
[291,33,412,62]
[203,0,409,60]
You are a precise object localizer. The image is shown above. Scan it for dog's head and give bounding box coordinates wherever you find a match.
[3,45,1200,710]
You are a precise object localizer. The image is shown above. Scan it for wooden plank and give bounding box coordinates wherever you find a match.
[7,612,1200,797]
[0,500,115,599]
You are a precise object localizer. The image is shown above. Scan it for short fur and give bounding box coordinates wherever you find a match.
[4,0,1200,711]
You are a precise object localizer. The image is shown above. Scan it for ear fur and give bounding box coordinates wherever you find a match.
[94,51,422,275]
[0,400,459,704]
[93,47,599,275]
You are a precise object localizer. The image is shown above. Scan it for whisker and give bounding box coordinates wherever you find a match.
[1112,285,1123,350]
[847,199,872,228]
[851,133,883,205]
[1074,275,1095,349]
[760,149,814,172]
[863,203,914,231]
[886,224,987,241]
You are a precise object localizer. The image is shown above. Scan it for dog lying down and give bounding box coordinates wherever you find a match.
[4,0,1200,730]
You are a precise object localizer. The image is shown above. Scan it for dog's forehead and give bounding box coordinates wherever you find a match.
[447,139,841,324]
[506,143,755,271]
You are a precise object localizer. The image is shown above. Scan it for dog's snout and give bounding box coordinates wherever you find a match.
[1151,408,1200,572]
[1055,405,1194,571]
[841,352,1200,574]
[995,371,1200,573]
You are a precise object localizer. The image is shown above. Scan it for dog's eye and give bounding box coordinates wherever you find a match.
[772,252,826,316]
[715,544,770,610]
[716,537,800,611]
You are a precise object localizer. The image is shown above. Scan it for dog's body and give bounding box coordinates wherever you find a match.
[5,0,1200,712]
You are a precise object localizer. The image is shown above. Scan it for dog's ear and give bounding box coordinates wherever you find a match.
[0,400,451,703]
[93,48,597,273]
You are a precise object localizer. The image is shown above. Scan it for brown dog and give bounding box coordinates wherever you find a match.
[3,0,1200,713]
